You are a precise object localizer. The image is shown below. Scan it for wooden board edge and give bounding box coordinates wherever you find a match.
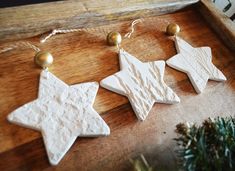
[0,0,199,42]
[196,0,235,52]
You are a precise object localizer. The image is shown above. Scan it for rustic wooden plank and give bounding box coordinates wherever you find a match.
[0,7,235,171]
[197,0,235,51]
[0,0,198,42]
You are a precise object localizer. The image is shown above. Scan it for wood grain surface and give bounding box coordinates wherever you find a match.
[0,0,198,42]
[0,4,235,171]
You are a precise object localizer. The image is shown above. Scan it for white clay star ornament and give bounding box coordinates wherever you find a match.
[101,49,180,121]
[166,36,226,93]
[8,52,110,165]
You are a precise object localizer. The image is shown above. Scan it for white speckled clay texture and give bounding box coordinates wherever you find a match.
[8,70,110,165]
[166,36,226,94]
[100,49,180,121]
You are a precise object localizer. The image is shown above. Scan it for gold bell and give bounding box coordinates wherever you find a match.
[166,23,180,36]
[34,51,53,69]
[107,31,122,46]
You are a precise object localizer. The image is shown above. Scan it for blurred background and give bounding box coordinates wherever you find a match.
[213,0,235,21]
[0,0,59,8]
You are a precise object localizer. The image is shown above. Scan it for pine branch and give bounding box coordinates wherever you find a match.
[175,116,235,171]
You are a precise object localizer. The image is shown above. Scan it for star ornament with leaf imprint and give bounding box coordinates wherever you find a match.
[166,36,226,94]
[100,49,180,121]
[8,70,110,165]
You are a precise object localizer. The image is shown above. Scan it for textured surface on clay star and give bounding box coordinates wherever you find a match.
[101,49,180,121]
[166,36,226,93]
[8,70,110,165]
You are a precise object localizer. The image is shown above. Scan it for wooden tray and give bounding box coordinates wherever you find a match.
[0,0,234,170]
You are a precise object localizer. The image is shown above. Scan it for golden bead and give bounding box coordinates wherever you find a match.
[166,23,180,36]
[107,31,122,46]
[34,51,53,69]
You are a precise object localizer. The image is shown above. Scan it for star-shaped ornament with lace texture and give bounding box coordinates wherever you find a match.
[8,70,110,165]
[166,36,226,93]
[100,49,180,121]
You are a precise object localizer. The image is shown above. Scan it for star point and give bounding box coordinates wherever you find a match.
[8,70,110,165]
[101,49,180,121]
[166,36,226,93]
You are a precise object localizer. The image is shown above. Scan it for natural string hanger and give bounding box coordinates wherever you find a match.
[0,41,40,54]
[0,41,53,70]
[40,28,86,43]
[119,19,143,50]
[106,18,176,50]
[123,18,180,41]
[105,19,143,51]
[39,18,175,48]
[40,25,109,43]
[124,18,142,39]
[40,19,143,44]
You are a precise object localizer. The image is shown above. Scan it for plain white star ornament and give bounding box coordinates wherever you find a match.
[100,49,180,121]
[166,36,226,93]
[8,70,110,165]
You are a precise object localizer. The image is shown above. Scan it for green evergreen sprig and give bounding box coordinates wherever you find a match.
[175,117,235,171]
